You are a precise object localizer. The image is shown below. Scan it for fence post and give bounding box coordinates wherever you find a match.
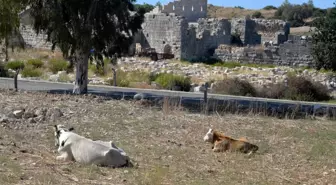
[112,67,117,86]
[204,82,209,115]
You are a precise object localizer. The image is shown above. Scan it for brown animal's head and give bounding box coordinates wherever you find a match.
[53,124,74,147]
[203,128,215,143]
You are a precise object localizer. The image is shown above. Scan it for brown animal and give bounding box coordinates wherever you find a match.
[203,128,259,155]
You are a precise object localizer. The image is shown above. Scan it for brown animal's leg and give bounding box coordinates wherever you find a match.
[213,140,229,153]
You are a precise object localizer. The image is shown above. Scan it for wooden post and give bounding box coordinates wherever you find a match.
[112,67,117,86]
[204,82,209,114]
[14,70,19,92]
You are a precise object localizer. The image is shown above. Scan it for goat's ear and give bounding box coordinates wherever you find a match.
[53,125,58,132]
[68,127,74,131]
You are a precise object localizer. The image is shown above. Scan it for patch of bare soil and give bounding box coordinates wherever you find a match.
[0,89,335,185]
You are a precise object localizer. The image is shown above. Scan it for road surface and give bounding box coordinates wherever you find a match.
[0,77,335,107]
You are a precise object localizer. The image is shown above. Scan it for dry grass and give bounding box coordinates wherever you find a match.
[290,26,316,35]
[8,48,64,62]
[207,5,276,19]
[0,89,335,185]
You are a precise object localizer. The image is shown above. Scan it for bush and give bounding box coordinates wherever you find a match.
[48,59,69,74]
[89,58,116,76]
[154,73,191,91]
[211,78,257,97]
[263,5,277,10]
[259,75,331,102]
[27,59,44,68]
[106,70,151,87]
[21,66,43,77]
[5,61,25,71]
[252,11,264,18]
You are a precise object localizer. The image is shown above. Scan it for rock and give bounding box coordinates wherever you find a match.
[13,110,25,119]
[34,108,47,117]
[47,108,63,120]
[23,112,35,119]
[34,115,45,122]
[0,115,9,123]
[134,93,144,100]
[27,118,36,123]
[194,85,205,92]
[49,74,59,82]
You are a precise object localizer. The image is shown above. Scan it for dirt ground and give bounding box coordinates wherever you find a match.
[0,89,335,185]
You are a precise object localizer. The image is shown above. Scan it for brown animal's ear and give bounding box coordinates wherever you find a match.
[69,127,74,131]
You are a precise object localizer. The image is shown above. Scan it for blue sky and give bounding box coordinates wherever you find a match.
[136,0,334,9]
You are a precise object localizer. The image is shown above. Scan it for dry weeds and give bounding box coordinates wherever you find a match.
[0,89,335,185]
[207,6,276,19]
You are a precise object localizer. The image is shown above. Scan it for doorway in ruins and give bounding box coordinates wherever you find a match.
[162,44,174,59]
[163,44,172,54]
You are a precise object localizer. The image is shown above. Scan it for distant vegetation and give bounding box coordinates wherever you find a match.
[207,0,330,27]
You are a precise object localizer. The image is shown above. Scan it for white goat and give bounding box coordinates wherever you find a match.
[53,125,131,168]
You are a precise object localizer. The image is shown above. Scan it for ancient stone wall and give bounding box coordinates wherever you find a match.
[252,18,290,44]
[18,25,53,50]
[140,13,187,58]
[181,18,231,60]
[11,8,53,50]
[230,18,290,46]
[214,35,314,67]
[156,0,207,22]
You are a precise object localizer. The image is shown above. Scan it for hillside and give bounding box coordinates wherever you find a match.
[207,5,277,19]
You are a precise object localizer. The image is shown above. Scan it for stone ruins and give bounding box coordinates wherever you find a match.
[13,0,314,67]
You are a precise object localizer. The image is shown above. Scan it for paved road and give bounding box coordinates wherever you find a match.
[0,77,335,107]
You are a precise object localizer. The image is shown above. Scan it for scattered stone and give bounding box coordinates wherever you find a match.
[13,110,25,119]
[23,111,35,119]
[0,115,9,123]
[47,108,63,120]
[27,118,36,123]
[134,93,144,100]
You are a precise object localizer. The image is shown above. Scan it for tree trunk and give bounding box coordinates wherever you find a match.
[5,36,9,62]
[73,50,89,94]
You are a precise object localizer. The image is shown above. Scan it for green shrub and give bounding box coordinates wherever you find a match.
[5,61,25,71]
[26,59,44,68]
[89,58,115,76]
[211,78,257,97]
[154,73,191,91]
[263,5,277,10]
[252,11,264,18]
[48,59,69,74]
[213,62,242,68]
[21,66,43,77]
[213,62,275,69]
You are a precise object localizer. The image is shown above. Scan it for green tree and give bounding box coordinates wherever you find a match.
[27,0,145,94]
[311,3,336,71]
[134,3,154,13]
[155,1,162,8]
[308,0,314,8]
[0,0,26,62]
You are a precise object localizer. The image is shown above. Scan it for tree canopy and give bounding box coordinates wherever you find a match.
[274,0,327,27]
[0,0,27,61]
[27,0,146,94]
[311,2,336,71]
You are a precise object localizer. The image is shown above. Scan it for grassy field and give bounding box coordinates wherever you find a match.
[0,89,335,185]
